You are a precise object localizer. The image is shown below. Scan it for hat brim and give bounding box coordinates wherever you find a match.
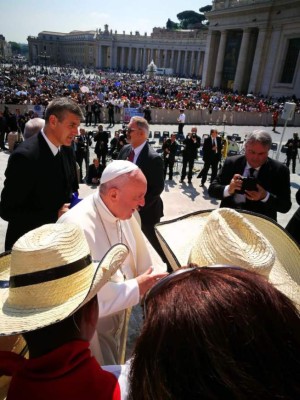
[0,244,128,336]
[0,334,28,399]
[155,209,300,308]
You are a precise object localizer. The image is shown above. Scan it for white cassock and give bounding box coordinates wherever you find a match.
[58,191,152,365]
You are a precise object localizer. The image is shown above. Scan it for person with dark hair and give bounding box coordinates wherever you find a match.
[285,132,300,174]
[86,158,104,185]
[75,128,91,183]
[143,105,152,124]
[107,102,115,128]
[180,126,201,184]
[0,97,82,250]
[208,130,291,221]
[130,266,300,400]
[162,133,178,180]
[94,124,109,167]
[0,223,129,400]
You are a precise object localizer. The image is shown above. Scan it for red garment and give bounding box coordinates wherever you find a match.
[0,340,121,400]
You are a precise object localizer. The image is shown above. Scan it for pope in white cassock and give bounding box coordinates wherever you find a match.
[58,160,167,365]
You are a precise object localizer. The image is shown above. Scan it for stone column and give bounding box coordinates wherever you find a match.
[150,48,154,61]
[143,48,147,70]
[202,30,218,88]
[213,30,227,88]
[163,49,167,68]
[248,28,267,94]
[135,48,139,71]
[183,50,188,76]
[128,47,132,70]
[121,47,125,70]
[176,50,181,74]
[189,51,195,76]
[157,49,162,67]
[98,45,102,68]
[170,49,174,71]
[233,28,252,92]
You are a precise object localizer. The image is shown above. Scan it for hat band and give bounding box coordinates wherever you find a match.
[9,254,92,288]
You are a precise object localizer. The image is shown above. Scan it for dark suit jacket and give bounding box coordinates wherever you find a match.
[0,132,78,250]
[208,155,291,221]
[86,163,104,185]
[118,142,164,225]
[202,136,222,163]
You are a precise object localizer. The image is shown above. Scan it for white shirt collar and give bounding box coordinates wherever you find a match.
[132,141,147,163]
[41,129,60,156]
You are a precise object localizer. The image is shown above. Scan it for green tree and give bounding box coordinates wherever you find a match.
[199,5,212,13]
[176,10,205,29]
[9,42,21,54]
[166,18,179,30]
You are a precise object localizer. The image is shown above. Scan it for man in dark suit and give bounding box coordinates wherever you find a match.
[94,125,109,167]
[208,130,291,221]
[0,97,82,250]
[75,128,91,183]
[197,129,222,187]
[118,116,168,269]
[180,127,201,184]
[162,133,179,180]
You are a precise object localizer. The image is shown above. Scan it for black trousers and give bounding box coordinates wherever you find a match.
[198,159,219,184]
[164,157,175,180]
[181,157,195,181]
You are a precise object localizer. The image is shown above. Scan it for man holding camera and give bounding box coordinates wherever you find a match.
[208,130,291,221]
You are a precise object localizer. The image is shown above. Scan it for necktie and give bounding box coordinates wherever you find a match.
[128,148,135,163]
[249,167,255,177]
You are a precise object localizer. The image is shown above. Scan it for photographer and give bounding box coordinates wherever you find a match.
[180,127,201,184]
[208,130,291,221]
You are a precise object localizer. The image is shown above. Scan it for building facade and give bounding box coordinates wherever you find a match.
[27,0,300,97]
[202,0,300,97]
[27,25,207,78]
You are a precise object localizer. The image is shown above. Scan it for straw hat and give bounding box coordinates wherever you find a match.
[155,208,300,308]
[0,223,129,336]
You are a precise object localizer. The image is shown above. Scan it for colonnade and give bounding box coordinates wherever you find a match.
[97,44,205,77]
[202,27,267,93]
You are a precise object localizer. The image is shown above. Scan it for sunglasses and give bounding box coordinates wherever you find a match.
[143,265,242,318]
[127,127,139,134]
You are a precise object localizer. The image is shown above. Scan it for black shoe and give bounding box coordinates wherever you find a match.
[179,179,184,183]
[197,173,201,178]
[188,180,192,184]
[200,183,205,187]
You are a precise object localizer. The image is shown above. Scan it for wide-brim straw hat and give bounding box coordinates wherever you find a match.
[155,208,300,308]
[0,223,129,336]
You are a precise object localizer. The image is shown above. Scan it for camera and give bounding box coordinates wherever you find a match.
[192,133,197,138]
[237,177,258,194]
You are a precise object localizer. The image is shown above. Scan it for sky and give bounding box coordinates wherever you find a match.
[1,0,211,43]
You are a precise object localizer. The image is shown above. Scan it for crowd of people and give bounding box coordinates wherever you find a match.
[0,87,299,398]
[1,63,300,115]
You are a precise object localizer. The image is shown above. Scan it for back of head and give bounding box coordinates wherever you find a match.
[24,118,45,140]
[130,267,300,400]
